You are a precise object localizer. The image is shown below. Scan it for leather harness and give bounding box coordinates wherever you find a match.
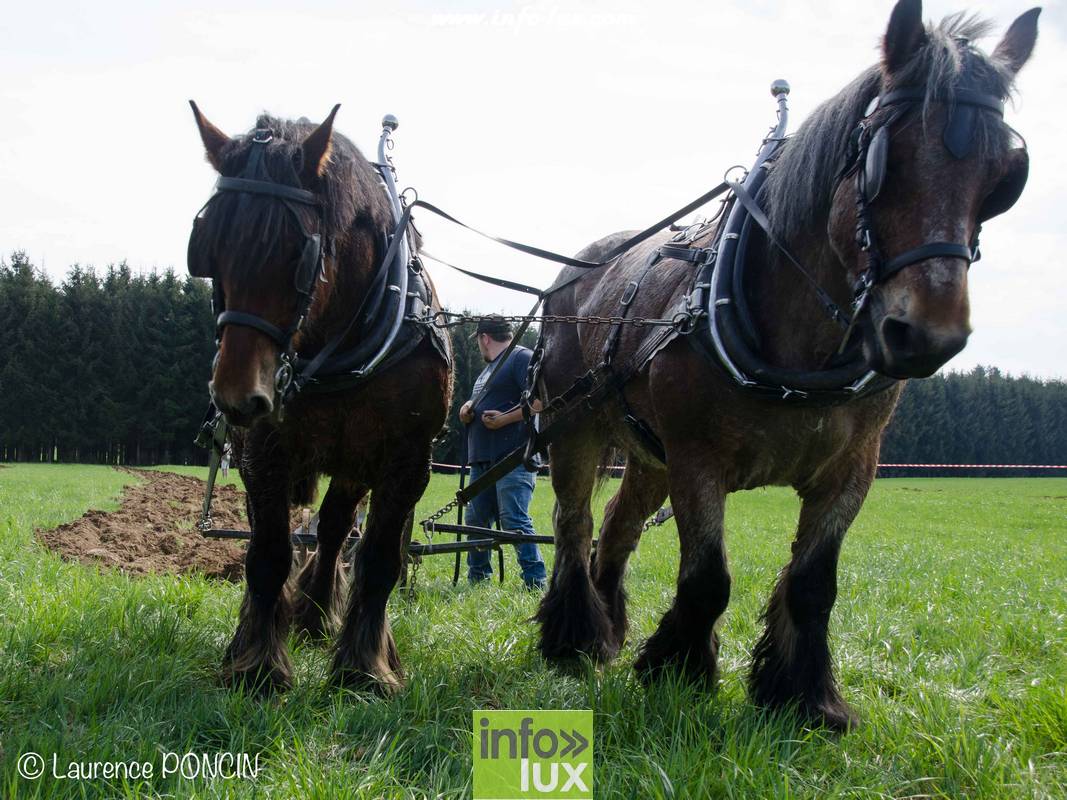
[188,128,450,421]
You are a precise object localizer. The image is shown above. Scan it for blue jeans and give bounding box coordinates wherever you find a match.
[466,463,547,588]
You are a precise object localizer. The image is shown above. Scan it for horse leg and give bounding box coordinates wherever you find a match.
[748,462,875,732]
[331,455,428,692]
[591,457,669,647]
[223,430,293,693]
[292,478,366,641]
[634,449,727,686]
[536,425,617,661]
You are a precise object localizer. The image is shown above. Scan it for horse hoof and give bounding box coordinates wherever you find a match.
[330,667,404,696]
[809,700,860,734]
[631,640,717,691]
[633,650,719,688]
[535,572,619,664]
[291,611,333,645]
[538,634,620,665]
[222,662,292,696]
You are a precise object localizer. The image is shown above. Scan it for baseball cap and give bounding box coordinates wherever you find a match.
[471,314,513,338]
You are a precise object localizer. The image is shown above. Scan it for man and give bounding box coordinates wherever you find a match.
[459,315,547,589]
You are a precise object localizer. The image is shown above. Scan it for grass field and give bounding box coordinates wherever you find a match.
[0,464,1064,799]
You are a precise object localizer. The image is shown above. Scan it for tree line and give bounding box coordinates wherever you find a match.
[1,253,1064,475]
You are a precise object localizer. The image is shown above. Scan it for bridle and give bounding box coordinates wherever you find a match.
[698,72,1028,403]
[188,128,329,411]
[842,83,1028,331]
[189,118,439,425]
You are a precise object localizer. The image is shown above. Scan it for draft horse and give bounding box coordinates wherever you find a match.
[187,106,451,692]
[534,1,1039,730]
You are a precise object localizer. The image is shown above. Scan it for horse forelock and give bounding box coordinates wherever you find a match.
[762,13,1019,245]
[189,113,395,284]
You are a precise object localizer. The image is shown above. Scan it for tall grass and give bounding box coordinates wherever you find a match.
[0,464,1064,798]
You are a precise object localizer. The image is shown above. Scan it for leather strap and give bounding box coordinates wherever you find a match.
[404,185,731,273]
[216,310,290,347]
[877,87,1004,116]
[881,242,974,281]
[659,244,711,264]
[468,297,543,411]
[215,177,319,206]
[420,250,544,296]
[727,181,847,329]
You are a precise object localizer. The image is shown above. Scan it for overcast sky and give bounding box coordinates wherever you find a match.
[2,1,1063,378]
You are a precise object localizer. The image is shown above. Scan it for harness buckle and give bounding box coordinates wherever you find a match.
[274,356,295,407]
[852,271,873,305]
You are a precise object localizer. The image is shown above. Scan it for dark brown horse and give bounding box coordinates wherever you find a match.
[534,1,1038,730]
[187,107,451,692]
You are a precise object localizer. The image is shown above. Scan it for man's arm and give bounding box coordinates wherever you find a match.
[481,398,543,430]
[459,400,475,425]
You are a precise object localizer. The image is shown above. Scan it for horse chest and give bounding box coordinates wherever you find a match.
[718,409,858,491]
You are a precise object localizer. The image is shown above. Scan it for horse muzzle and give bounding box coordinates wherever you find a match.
[866,314,970,379]
[209,383,275,427]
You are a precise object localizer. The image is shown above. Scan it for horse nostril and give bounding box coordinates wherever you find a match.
[880,316,925,359]
[212,389,273,424]
[244,393,273,419]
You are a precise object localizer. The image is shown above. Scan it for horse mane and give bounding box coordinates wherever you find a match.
[762,13,1018,244]
[191,113,394,279]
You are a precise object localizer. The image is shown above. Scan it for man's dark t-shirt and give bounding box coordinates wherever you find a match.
[467,346,534,465]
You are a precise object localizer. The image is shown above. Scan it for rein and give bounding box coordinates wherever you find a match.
[191,75,1026,421]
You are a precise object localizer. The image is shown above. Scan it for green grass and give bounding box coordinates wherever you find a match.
[1,463,1064,799]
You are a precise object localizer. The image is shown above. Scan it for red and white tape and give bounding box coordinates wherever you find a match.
[877,463,1066,469]
[432,462,1065,471]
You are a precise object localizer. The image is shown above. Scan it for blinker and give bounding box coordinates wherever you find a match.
[864,127,889,202]
[295,234,322,295]
[944,103,978,159]
[186,217,213,278]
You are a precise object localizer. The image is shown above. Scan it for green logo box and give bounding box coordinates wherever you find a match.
[473,709,594,799]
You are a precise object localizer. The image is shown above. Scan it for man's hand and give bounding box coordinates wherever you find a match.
[481,409,507,430]
[459,400,475,425]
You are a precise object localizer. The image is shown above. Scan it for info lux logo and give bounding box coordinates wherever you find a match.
[473,710,593,799]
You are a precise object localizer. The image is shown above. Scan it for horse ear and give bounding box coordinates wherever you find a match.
[993,8,1040,74]
[302,104,341,182]
[882,0,926,74]
[189,100,229,172]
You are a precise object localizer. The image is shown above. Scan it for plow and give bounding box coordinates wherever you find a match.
[196,408,674,584]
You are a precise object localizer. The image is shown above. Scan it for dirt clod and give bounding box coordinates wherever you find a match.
[36,468,262,580]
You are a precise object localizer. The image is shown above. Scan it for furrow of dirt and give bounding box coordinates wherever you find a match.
[35,468,256,580]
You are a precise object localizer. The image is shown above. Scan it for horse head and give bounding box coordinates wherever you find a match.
[186,104,339,426]
[825,0,1038,379]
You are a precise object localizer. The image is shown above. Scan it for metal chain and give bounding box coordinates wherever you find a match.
[642,504,675,531]
[414,310,691,545]
[406,553,422,598]
[420,495,460,538]
[429,310,692,330]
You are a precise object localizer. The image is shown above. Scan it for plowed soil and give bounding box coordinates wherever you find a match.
[36,468,260,580]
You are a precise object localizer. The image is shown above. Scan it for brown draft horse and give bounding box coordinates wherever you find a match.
[187,108,451,692]
[535,1,1039,730]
